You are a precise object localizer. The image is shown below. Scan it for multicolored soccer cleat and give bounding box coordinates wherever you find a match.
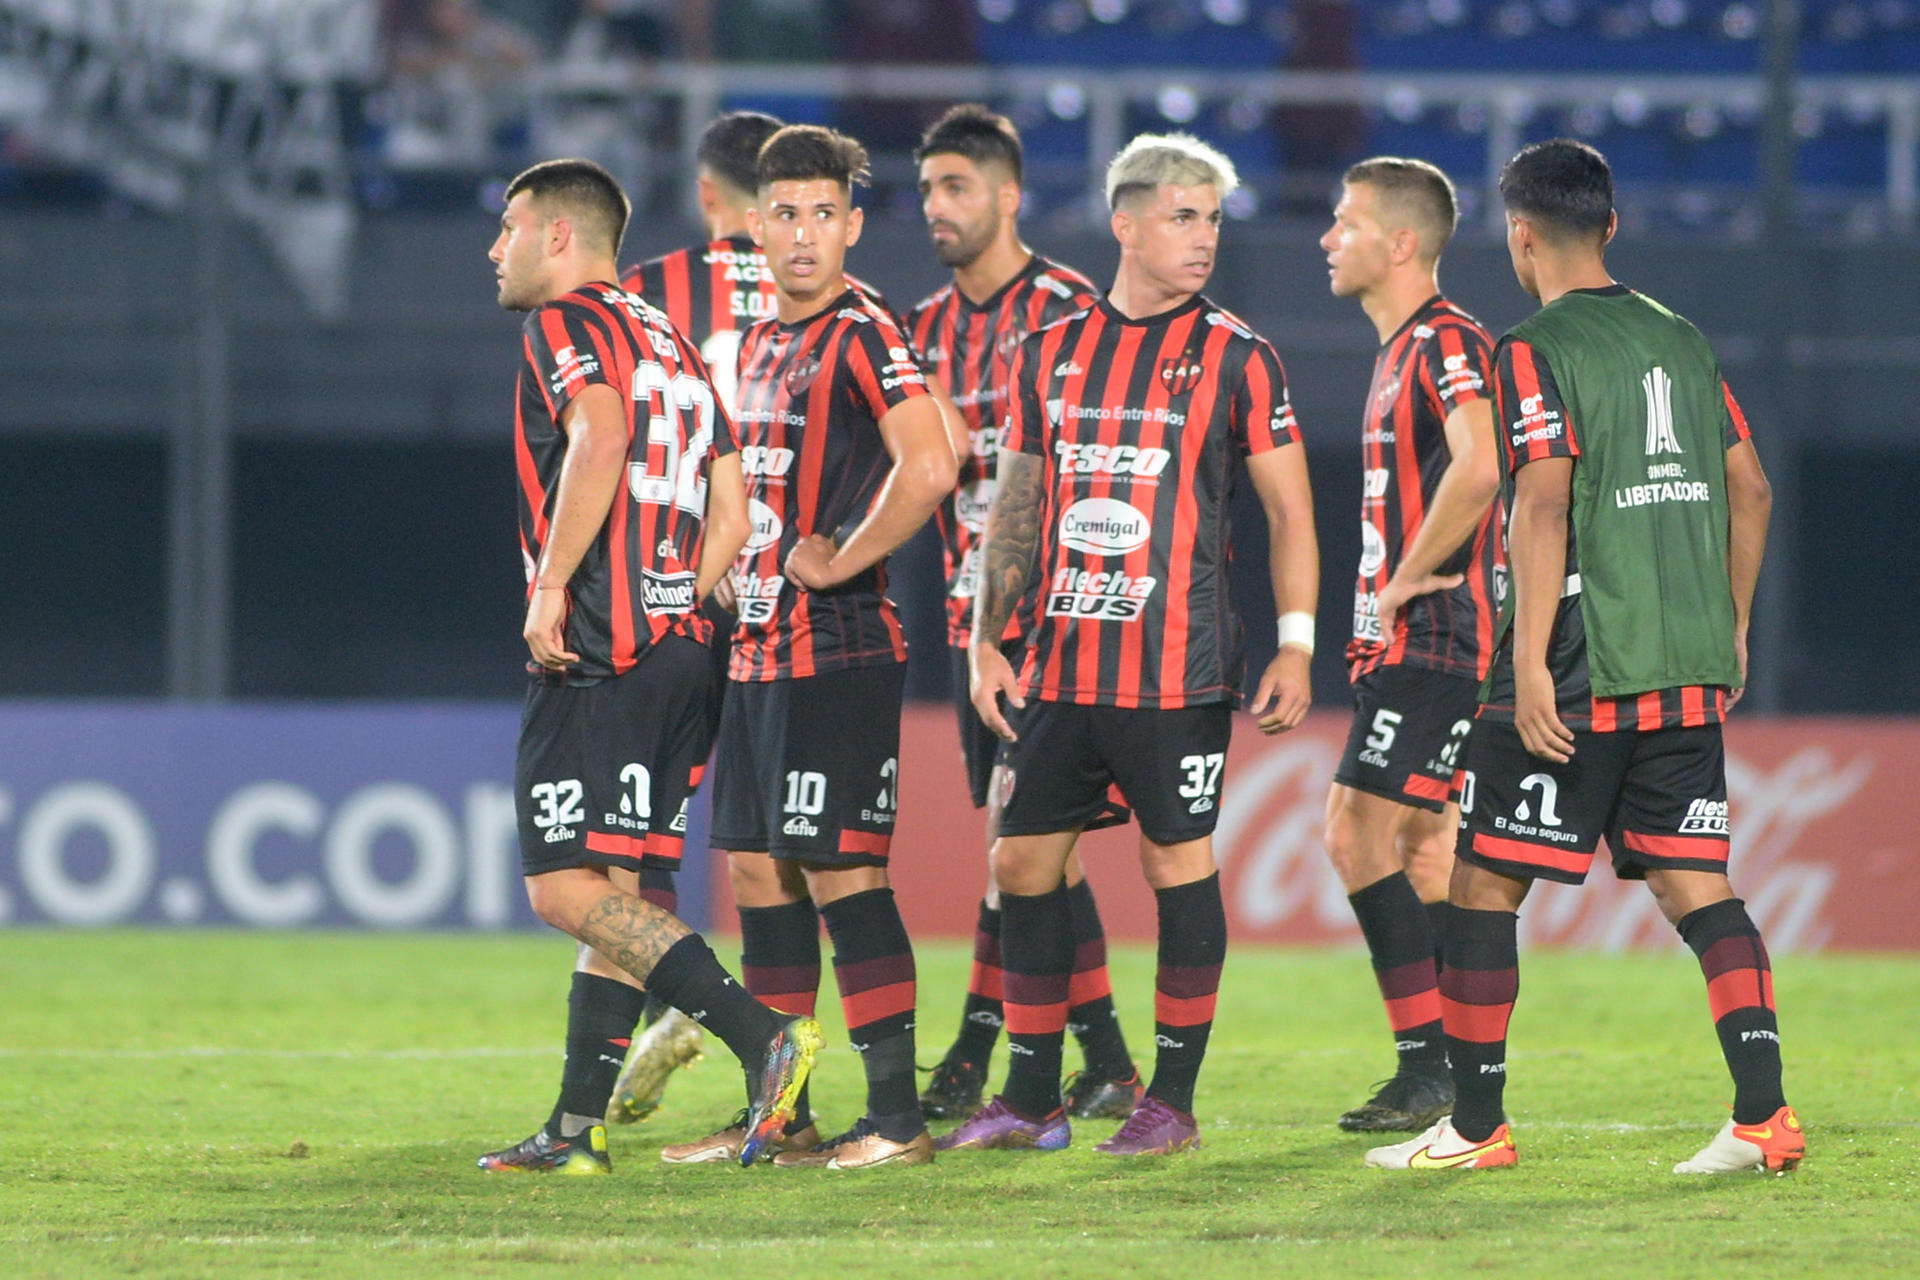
[739,1016,825,1168]
[1337,1068,1455,1133]
[1064,1067,1145,1120]
[476,1124,611,1175]
[1674,1105,1805,1174]
[1363,1116,1517,1169]
[1093,1096,1200,1156]
[918,1055,987,1120]
[607,1007,705,1126]
[933,1097,1072,1152]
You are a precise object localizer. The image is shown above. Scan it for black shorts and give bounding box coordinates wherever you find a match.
[1455,719,1732,886]
[997,701,1230,846]
[701,596,735,742]
[709,662,906,867]
[514,635,712,878]
[1333,664,1480,813]
[950,640,1024,811]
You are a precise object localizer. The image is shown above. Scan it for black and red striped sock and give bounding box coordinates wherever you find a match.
[1350,872,1446,1072]
[637,867,678,1027]
[739,899,820,1127]
[549,971,647,1135]
[1065,877,1134,1080]
[951,898,1004,1066]
[644,933,782,1068]
[821,888,923,1141]
[1678,897,1787,1124]
[998,886,1074,1119]
[1148,873,1226,1115]
[1441,907,1519,1143]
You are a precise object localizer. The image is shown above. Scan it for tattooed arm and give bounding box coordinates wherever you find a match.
[968,450,1043,742]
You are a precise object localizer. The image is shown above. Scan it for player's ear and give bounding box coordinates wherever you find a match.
[696,173,722,221]
[1601,209,1618,248]
[746,204,764,247]
[997,178,1022,221]
[1110,206,1132,249]
[546,214,571,258]
[846,203,865,247]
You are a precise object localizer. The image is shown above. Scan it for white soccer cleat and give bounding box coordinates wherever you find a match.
[1364,1116,1517,1170]
[606,1006,705,1125]
[1674,1106,1804,1174]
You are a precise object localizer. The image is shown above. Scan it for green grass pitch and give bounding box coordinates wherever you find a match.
[1,930,1914,1278]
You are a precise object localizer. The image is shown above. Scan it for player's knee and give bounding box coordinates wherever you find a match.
[1644,868,1735,926]
[524,869,584,933]
[990,839,1056,897]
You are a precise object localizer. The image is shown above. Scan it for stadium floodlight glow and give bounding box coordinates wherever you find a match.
[1494,1,1538,39]
[1455,100,1489,133]
[1385,85,1424,123]
[1047,81,1087,120]
[1090,0,1129,24]
[1156,85,1200,124]
[1720,2,1759,38]
[1682,103,1724,139]
[1427,0,1469,27]
[1571,102,1609,137]
[1612,88,1651,126]
[977,0,1017,22]
[1222,186,1258,220]
[1650,0,1691,28]
[1202,0,1250,25]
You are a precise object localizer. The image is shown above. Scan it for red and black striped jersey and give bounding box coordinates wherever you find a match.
[1482,333,1754,732]
[514,282,735,682]
[1347,296,1505,683]
[1003,294,1303,709]
[906,254,1100,646]
[728,286,930,682]
[622,235,893,415]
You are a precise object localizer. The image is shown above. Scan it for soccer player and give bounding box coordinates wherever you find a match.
[1316,157,1503,1132]
[475,158,821,1175]
[1366,140,1799,1173]
[903,103,1142,1124]
[938,133,1319,1156]
[600,108,787,1130]
[661,125,957,1170]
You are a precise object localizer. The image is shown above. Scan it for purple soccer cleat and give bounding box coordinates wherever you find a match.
[1094,1096,1201,1156]
[933,1097,1072,1152]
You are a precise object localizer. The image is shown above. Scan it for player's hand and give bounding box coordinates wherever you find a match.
[783,534,842,590]
[1249,646,1312,735]
[1375,572,1465,643]
[969,641,1025,743]
[1514,666,1574,762]
[709,569,738,613]
[1727,628,1749,710]
[524,586,578,671]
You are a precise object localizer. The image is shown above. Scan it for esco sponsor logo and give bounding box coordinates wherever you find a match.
[1058,498,1152,556]
[740,445,795,477]
[743,499,784,553]
[1052,441,1172,478]
[1362,468,1390,500]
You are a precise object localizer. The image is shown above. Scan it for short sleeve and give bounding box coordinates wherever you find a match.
[525,300,619,424]
[1422,321,1494,410]
[841,318,929,422]
[1233,338,1302,457]
[1721,378,1753,449]
[1001,333,1046,457]
[668,329,738,458]
[1494,338,1579,474]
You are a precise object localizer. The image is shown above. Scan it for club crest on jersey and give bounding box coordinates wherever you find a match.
[996,327,1027,362]
[1158,354,1203,396]
[783,354,822,396]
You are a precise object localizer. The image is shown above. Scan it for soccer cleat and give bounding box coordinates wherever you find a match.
[477,1124,611,1175]
[739,1016,825,1168]
[1094,1096,1201,1156]
[934,1096,1071,1152]
[918,1056,987,1120]
[1337,1069,1455,1133]
[1364,1116,1517,1169]
[659,1108,820,1165]
[1674,1106,1805,1174]
[772,1116,936,1169]
[1064,1067,1145,1120]
[606,1007,705,1126]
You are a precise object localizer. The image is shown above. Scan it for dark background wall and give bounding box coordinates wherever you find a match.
[3,211,1914,709]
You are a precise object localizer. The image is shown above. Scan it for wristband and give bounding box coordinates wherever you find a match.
[1278,611,1315,656]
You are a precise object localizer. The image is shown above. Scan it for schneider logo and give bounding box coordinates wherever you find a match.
[1058,498,1151,556]
[641,570,697,613]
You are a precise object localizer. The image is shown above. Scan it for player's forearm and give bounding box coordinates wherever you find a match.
[928,377,971,467]
[822,448,952,581]
[535,415,627,589]
[1266,502,1319,620]
[1391,402,1500,587]
[1726,445,1772,634]
[1508,481,1569,676]
[971,451,1043,647]
[696,509,748,599]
